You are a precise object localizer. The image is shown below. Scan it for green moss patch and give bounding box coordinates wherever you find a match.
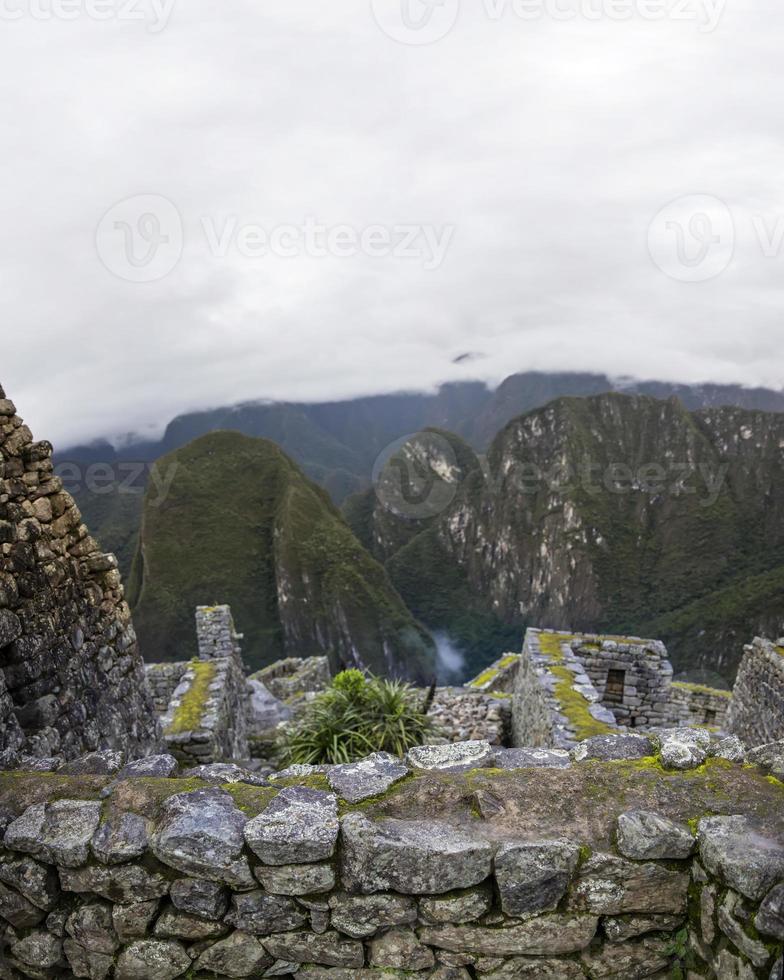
[538,632,616,740]
[164,659,217,736]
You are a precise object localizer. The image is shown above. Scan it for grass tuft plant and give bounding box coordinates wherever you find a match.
[282,669,432,765]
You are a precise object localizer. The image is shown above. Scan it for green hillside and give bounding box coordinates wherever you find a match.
[127,431,436,680]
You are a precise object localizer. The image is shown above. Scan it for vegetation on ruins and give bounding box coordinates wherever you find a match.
[282,669,433,765]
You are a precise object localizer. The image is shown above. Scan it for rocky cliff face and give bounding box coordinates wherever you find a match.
[353,395,784,680]
[128,432,435,680]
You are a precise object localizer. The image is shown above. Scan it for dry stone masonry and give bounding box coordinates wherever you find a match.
[0,731,783,978]
[160,607,250,766]
[728,637,784,747]
[0,382,158,766]
[511,628,738,750]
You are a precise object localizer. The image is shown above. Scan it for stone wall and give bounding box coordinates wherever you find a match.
[426,688,510,745]
[144,662,188,714]
[728,637,784,746]
[161,655,250,766]
[466,653,520,694]
[669,681,731,729]
[0,731,782,979]
[572,636,673,729]
[0,382,158,765]
[511,630,619,749]
[195,605,243,661]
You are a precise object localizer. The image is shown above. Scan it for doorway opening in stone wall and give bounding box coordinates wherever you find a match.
[705,708,717,725]
[604,668,626,704]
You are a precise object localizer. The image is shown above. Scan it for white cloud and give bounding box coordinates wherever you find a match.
[1,0,783,447]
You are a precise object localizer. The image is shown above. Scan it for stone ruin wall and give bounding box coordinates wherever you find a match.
[669,682,731,730]
[571,636,673,730]
[0,383,158,765]
[511,628,742,750]
[0,731,782,979]
[158,606,250,766]
[728,637,784,747]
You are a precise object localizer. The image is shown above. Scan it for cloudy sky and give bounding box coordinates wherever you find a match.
[1,0,782,447]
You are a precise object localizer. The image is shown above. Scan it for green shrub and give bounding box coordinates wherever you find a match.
[282,670,433,765]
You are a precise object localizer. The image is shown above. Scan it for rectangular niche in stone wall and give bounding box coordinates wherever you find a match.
[604,668,626,704]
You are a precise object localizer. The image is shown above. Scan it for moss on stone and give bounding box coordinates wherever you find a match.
[164,659,217,736]
[469,667,499,688]
[671,681,731,699]
[539,632,618,739]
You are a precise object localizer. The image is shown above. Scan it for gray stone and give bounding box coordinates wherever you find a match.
[10,929,62,970]
[183,762,268,786]
[714,948,761,980]
[717,891,772,969]
[263,930,365,968]
[91,811,149,865]
[699,815,784,901]
[112,900,160,942]
[63,939,114,980]
[117,755,179,779]
[3,803,46,855]
[406,740,495,772]
[747,741,784,781]
[0,609,22,647]
[658,728,711,770]
[568,853,689,914]
[616,810,695,860]
[475,958,584,979]
[368,926,436,970]
[245,787,339,865]
[5,799,102,867]
[712,735,746,763]
[0,855,59,910]
[154,903,230,940]
[419,883,493,924]
[756,883,784,940]
[226,889,309,935]
[115,939,191,980]
[59,750,124,776]
[580,935,671,979]
[494,748,571,769]
[419,914,599,955]
[265,960,300,976]
[602,913,685,941]
[65,902,119,955]
[327,752,409,803]
[151,787,254,888]
[340,813,494,894]
[328,891,417,938]
[269,764,331,781]
[58,862,171,903]
[495,839,580,915]
[0,879,46,927]
[255,862,336,895]
[572,734,655,762]
[195,930,272,977]
[170,877,229,920]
